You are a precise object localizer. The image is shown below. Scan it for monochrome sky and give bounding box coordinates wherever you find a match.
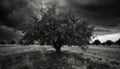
[0,0,120,42]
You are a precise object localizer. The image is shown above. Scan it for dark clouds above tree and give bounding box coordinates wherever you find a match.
[65,0,120,35]
[0,0,120,28]
[0,0,120,41]
[0,0,27,27]
[0,0,43,28]
[66,0,120,22]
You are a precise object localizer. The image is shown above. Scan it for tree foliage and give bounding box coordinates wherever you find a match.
[115,39,120,45]
[9,39,17,44]
[105,40,113,46]
[93,40,101,45]
[18,4,94,53]
[101,42,106,46]
[0,40,7,45]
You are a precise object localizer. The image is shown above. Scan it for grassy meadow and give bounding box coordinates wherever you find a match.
[0,45,120,69]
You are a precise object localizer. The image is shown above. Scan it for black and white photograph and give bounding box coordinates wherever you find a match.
[0,0,120,69]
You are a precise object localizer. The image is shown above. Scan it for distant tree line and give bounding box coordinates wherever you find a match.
[0,39,17,45]
[92,38,120,46]
[1,38,120,47]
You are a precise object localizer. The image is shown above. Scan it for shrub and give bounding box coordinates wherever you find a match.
[0,40,7,45]
[9,39,17,44]
[93,40,101,46]
[115,39,120,45]
[105,40,113,46]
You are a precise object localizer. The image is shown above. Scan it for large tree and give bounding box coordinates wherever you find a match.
[18,4,94,53]
[9,39,17,44]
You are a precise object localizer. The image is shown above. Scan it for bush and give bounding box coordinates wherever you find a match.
[93,40,101,45]
[105,40,113,46]
[0,40,7,45]
[115,39,120,45]
[9,39,17,44]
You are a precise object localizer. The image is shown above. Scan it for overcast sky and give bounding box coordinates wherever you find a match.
[0,0,120,42]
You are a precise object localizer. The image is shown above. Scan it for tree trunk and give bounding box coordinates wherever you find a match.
[53,37,62,53]
[55,46,61,53]
[53,43,62,53]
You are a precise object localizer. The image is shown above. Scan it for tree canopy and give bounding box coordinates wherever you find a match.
[105,40,113,46]
[18,4,94,53]
[9,39,17,44]
[93,39,101,45]
[0,40,7,45]
[115,39,120,45]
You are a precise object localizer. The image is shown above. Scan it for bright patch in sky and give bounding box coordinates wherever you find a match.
[93,33,120,42]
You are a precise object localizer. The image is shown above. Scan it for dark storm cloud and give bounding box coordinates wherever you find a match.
[0,25,22,41]
[64,0,120,35]
[109,24,119,27]
[0,0,42,28]
[94,28,111,32]
[0,0,28,27]
[0,0,41,41]
[0,0,66,41]
[0,0,120,41]
[0,0,69,28]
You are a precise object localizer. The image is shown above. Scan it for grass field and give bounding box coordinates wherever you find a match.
[0,45,120,69]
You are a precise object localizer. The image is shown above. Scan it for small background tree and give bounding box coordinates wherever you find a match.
[115,39,120,46]
[19,39,32,45]
[9,39,17,44]
[105,40,113,46]
[93,39,101,46]
[18,4,94,53]
[101,42,106,46]
[0,40,7,45]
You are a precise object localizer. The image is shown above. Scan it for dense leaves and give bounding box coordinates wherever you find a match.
[18,4,94,52]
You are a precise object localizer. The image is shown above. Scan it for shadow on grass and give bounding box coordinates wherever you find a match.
[0,50,116,69]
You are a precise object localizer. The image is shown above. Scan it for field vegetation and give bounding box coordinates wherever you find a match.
[0,45,120,69]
